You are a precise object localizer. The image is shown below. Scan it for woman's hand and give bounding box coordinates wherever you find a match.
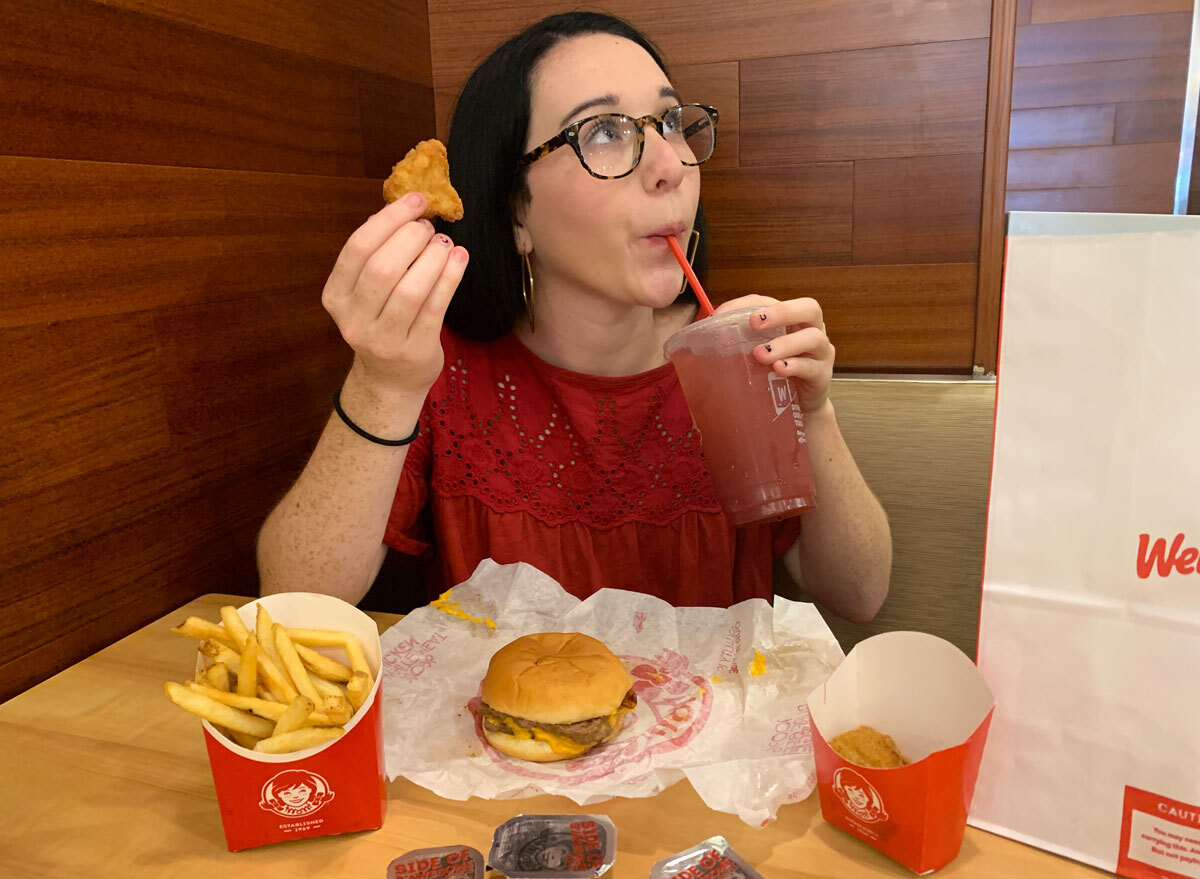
[716,295,834,413]
[322,193,469,402]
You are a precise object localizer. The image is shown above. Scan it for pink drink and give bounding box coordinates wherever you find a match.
[664,307,816,526]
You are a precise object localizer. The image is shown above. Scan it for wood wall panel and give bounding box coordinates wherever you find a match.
[93,0,433,84]
[1013,12,1193,67]
[1006,184,1174,212]
[1,0,434,700]
[701,164,854,269]
[0,316,171,499]
[427,0,992,91]
[672,62,739,170]
[154,290,350,442]
[1011,55,1190,109]
[707,264,978,369]
[2,0,366,177]
[359,70,439,179]
[1007,141,1179,189]
[1018,0,1033,25]
[853,154,985,265]
[1030,0,1194,23]
[0,157,381,329]
[1005,0,1192,220]
[435,88,459,143]
[1114,98,1186,143]
[1009,104,1116,149]
[740,40,989,166]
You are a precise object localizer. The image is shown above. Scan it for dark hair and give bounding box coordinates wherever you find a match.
[440,11,708,341]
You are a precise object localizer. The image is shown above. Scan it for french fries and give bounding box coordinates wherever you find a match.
[163,603,375,754]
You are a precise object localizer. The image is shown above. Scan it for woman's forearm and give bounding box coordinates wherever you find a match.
[256,376,425,603]
[787,399,892,622]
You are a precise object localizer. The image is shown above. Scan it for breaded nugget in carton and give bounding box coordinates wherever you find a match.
[196,592,386,851]
[807,632,995,874]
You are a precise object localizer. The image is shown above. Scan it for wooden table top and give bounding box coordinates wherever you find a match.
[0,593,1111,878]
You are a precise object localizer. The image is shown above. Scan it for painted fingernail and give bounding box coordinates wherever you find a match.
[780,360,789,367]
[404,192,424,208]
[436,234,452,246]
[763,343,772,353]
[758,312,768,322]
[420,219,434,230]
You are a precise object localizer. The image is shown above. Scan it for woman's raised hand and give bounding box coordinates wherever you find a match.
[322,193,469,404]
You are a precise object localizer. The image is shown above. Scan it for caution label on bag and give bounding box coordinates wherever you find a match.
[1118,786,1200,879]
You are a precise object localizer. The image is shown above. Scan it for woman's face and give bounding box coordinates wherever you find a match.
[517,34,701,311]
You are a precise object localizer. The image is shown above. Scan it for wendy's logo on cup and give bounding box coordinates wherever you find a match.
[833,767,888,824]
[259,769,336,818]
[767,372,794,416]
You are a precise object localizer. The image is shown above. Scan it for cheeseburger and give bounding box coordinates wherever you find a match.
[478,632,637,762]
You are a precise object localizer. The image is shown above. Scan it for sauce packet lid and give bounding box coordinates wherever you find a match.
[488,814,617,879]
[649,837,764,879]
[389,846,485,879]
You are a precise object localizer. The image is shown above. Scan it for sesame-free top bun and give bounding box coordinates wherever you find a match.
[481,632,633,725]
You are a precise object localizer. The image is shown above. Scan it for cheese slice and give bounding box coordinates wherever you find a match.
[495,706,633,757]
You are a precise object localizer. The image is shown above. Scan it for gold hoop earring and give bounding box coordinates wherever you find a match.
[521,252,535,331]
[678,229,701,295]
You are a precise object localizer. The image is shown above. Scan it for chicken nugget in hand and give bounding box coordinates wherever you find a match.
[382,139,464,222]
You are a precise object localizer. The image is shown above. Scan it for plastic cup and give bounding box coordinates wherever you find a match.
[663,306,817,526]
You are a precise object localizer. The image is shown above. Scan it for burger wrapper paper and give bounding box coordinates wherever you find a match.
[379,559,844,826]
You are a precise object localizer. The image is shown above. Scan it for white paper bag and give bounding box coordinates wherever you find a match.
[970,212,1200,878]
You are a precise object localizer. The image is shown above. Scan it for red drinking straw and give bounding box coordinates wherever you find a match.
[666,236,715,317]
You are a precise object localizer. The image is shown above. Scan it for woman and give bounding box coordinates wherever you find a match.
[257,13,891,620]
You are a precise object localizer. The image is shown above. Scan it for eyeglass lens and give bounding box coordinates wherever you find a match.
[577,105,714,177]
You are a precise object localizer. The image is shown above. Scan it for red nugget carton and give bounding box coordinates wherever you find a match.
[196,592,386,851]
[807,631,994,874]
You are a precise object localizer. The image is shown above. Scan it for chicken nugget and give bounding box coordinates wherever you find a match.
[829,725,908,769]
[382,139,464,222]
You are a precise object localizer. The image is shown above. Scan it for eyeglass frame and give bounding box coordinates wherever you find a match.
[516,103,720,180]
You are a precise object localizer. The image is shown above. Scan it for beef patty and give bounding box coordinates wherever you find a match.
[479,690,637,746]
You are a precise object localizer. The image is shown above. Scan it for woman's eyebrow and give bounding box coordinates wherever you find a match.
[559,94,619,127]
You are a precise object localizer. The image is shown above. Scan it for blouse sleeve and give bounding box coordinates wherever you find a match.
[382,405,434,558]
[770,516,803,558]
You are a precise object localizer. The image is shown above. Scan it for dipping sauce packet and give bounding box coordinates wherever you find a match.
[488,815,617,879]
[389,845,485,879]
[649,837,764,879]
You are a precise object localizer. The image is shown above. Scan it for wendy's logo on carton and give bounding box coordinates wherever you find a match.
[258,769,336,818]
[1137,533,1199,579]
[833,767,888,824]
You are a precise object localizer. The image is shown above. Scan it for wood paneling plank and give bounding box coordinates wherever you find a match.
[976,0,1020,374]
[1006,141,1180,189]
[93,0,433,84]
[0,157,380,329]
[2,0,364,176]
[435,88,459,144]
[428,0,993,91]
[1009,104,1116,149]
[1014,13,1194,68]
[853,154,985,265]
[1114,99,1186,143]
[359,72,437,179]
[672,62,739,170]
[1012,55,1190,109]
[706,264,978,369]
[701,164,854,269]
[154,290,351,442]
[741,40,989,165]
[1006,184,1174,213]
[1030,0,1194,24]
[1018,0,1033,25]
[0,315,171,498]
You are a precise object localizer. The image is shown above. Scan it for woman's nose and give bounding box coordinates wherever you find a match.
[640,127,686,191]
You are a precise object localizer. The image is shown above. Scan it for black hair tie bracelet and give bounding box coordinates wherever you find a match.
[332,388,420,447]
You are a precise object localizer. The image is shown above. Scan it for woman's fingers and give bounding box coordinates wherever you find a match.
[750,297,825,334]
[372,233,454,333]
[323,194,428,309]
[754,326,831,363]
[407,246,469,345]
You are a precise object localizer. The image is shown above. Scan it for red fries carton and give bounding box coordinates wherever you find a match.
[807,632,994,874]
[196,592,386,851]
